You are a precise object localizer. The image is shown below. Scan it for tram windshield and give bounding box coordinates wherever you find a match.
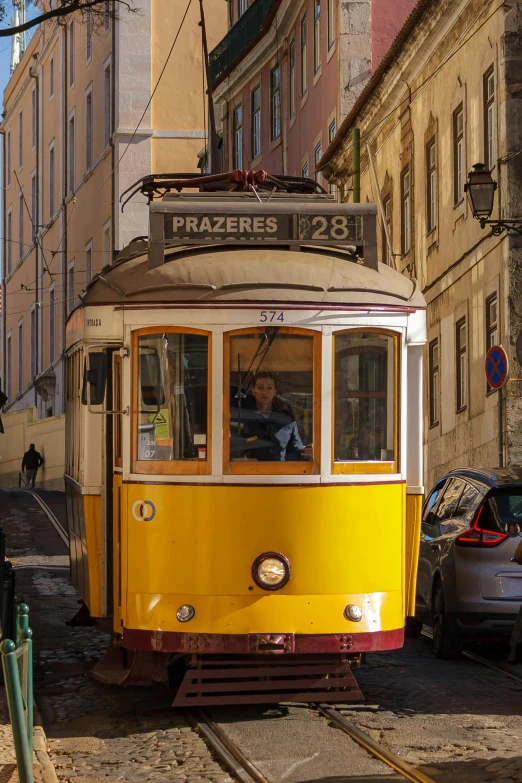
[137,332,208,462]
[334,332,395,464]
[229,330,314,464]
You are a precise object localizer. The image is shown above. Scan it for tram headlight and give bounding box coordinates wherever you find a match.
[344,604,363,622]
[176,604,195,623]
[252,552,291,591]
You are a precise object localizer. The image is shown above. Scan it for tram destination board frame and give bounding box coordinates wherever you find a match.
[149,199,378,269]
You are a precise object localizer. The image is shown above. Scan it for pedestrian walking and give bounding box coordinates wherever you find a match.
[21,444,43,489]
[508,537,522,663]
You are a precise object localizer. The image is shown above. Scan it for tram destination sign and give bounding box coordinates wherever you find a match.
[162,213,362,244]
[149,200,377,268]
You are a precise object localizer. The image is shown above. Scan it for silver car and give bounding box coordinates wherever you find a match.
[412,468,522,658]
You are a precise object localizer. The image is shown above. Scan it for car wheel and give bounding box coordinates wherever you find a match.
[432,583,462,659]
[404,617,423,639]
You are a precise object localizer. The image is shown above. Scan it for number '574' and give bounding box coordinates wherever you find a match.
[259,311,284,323]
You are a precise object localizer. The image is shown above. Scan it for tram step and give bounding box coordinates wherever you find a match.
[172,655,364,707]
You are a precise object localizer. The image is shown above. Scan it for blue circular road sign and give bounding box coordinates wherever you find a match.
[485,345,509,389]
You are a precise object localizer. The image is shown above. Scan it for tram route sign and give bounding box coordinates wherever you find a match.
[485,344,509,389]
[149,199,378,269]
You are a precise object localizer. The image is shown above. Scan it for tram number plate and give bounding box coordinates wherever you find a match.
[298,214,362,242]
[259,311,284,323]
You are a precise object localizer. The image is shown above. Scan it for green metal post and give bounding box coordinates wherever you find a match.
[1,639,34,783]
[352,128,360,204]
[20,626,33,756]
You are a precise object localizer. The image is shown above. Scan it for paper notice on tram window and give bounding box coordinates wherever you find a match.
[194,434,206,445]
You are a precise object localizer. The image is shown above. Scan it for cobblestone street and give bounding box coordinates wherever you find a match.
[2,488,522,783]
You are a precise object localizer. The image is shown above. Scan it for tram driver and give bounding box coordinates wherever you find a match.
[232,372,312,462]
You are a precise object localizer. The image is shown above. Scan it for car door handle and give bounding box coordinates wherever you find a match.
[430,544,441,551]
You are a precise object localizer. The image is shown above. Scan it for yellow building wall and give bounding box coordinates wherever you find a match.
[0,407,65,489]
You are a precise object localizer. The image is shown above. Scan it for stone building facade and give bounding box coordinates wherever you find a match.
[320,0,522,488]
[210,0,417,180]
[0,0,226,486]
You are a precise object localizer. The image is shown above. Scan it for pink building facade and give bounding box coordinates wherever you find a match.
[211,0,418,180]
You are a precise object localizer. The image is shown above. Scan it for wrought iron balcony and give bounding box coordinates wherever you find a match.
[209,0,277,87]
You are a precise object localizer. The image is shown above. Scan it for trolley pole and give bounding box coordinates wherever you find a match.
[498,385,504,468]
[352,129,360,204]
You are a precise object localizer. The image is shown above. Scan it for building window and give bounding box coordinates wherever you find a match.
[456,317,467,411]
[314,1,321,73]
[69,23,74,87]
[104,63,111,148]
[251,84,261,160]
[49,56,54,99]
[18,321,23,395]
[453,104,464,205]
[301,160,309,179]
[232,104,243,170]
[484,67,495,170]
[314,142,322,181]
[270,64,281,142]
[86,89,93,171]
[85,240,93,283]
[327,0,335,49]
[69,115,75,193]
[30,308,36,379]
[429,339,439,426]
[49,286,55,364]
[104,0,111,32]
[7,131,11,187]
[86,9,92,62]
[426,138,437,233]
[238,0,248,16]
[68,260,75,313]
[382,196,392,266]
[31,89,36,149]
[49,143,55,218]
[19,192,24,260]
[328,119,336,143]
[31,173,36,243]
[486,292,498,392]
[7,210,12,275]
[400,166,411,255]
[103,220,111,266]
[301,14,308,97]
[18,111,22,169]
[7,333,12,401]
[289,39,296,118]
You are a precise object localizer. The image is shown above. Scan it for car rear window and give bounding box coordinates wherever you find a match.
[479,489,522,533]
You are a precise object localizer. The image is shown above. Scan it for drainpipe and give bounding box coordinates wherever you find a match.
[352,128,360,203]
[59,15,68,412]
[0,126,5,400]
[111,0,116,260]
[29,57,39,408]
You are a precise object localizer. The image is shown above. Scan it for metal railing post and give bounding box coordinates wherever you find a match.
[18,605,33,754]
[1,639,34,783]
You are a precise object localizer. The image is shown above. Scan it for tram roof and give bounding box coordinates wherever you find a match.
[81,242,426,310]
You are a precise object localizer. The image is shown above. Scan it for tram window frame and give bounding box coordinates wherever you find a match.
[223,326,321,476]
[131,326,212,476]
[332,328,400,475]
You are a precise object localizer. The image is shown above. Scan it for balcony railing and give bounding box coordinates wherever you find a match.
[209,0,277,87]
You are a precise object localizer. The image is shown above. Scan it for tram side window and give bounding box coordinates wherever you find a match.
[229,331,314,463]
[137,333,208,461]
[334,332,395,463]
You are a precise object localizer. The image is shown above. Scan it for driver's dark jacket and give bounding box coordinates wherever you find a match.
[233,396,304,461]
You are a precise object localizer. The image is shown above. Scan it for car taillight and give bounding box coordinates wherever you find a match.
[455,504,508,548]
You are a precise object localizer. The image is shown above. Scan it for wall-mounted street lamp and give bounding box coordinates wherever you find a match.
[465,163,522,236]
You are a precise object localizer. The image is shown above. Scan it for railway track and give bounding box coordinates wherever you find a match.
[190,705,438,783]
[421,627,522,684]
[23,489,69,545]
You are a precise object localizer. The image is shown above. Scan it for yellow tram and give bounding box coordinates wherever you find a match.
[65,172,427,705]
